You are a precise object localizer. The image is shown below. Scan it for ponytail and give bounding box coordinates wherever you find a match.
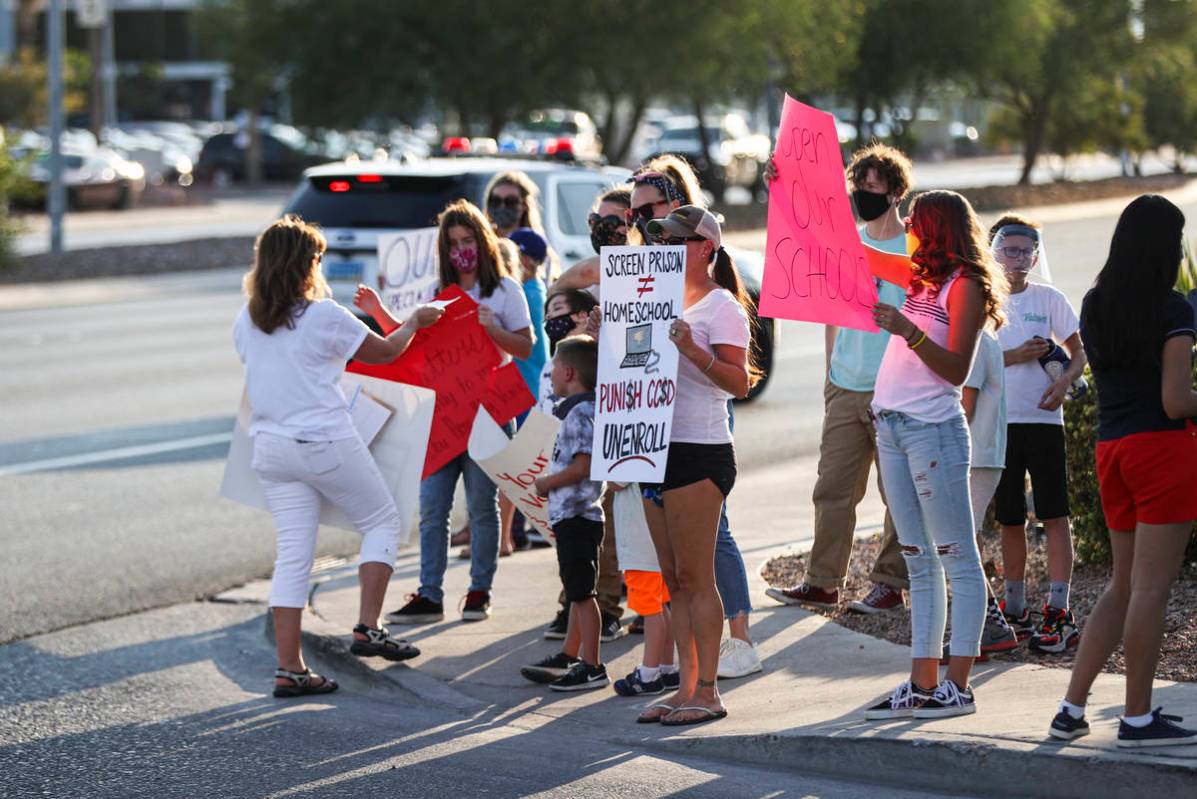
[710,246,764,388]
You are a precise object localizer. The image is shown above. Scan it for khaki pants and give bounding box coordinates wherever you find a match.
[806,382,908,590]
[558,493,623,619]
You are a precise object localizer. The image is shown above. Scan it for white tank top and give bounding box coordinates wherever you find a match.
[872,272,972,423]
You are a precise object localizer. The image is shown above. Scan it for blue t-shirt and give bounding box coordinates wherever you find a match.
[827,229,908,392]
[517,277,548,396]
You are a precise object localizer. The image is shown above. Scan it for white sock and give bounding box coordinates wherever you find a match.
[636,665,660,682]
[1122,711,1154,728]
[659,663,678,675]
[1059,699,1085,720]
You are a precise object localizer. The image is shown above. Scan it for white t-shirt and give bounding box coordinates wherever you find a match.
[996,283,1079,425]
[463,275,533,365]
[672,288,751,444]
[233,299,369,440]
[964,331,1006,469]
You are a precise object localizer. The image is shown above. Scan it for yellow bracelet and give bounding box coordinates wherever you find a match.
[908,331,928,349]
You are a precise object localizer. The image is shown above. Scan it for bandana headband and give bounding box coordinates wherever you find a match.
[632,171,684,203]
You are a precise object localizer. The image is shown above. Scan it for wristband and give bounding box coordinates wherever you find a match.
[908,331,928,350]
[703,353,717,373]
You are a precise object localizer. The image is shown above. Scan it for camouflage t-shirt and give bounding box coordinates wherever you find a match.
[549,393,604,526]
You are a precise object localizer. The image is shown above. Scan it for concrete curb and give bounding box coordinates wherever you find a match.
[639,731,1197,799]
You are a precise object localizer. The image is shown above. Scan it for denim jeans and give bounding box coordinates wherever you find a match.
[875,411,985,659]
[714,400,752,619]
[417,450,502,604]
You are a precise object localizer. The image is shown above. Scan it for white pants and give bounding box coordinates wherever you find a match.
[252,432,400,608]
[970,467,1004,535]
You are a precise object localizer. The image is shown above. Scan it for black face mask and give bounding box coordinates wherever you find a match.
[590,226,626,254]
[852,189,892,222]
[490,206,521,230]
[545,313,575,351]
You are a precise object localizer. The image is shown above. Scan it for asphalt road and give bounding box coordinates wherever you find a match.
[2,184,1196,645]
[0,599,979,799]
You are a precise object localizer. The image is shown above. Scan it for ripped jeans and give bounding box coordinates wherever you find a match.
[875,411,985,659]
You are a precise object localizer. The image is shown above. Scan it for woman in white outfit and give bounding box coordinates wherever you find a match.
[233,215,442,697]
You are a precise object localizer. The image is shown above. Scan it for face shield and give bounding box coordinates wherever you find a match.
[991,223,1052,284]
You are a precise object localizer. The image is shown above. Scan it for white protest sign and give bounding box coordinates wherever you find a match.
[590,245,685,482]
[378,227,440,321]
[220,375,435,545]
[468,406,560,541]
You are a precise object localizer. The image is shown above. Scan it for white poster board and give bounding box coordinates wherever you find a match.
[378,227,440,321]
[468,407,560,541]
[590,245,685,482]
[220,375,435,545]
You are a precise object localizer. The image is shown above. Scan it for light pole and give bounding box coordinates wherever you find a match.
[47,0,65,255]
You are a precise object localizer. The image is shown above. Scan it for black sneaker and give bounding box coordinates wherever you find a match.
[525,530,553,549]
[1117,708,1197,748]
[600,613,626,642]
[613,668,665,696]
[549,662,610,692]
[520,652,580,684]
[461,590,491,621]
[913,680,976,718]
[661,670,680,690]
[865,680,933,720]
[1000,601,1034,641]
[385,594,444,625]
[628,615,645,635]
[1029,605,1080,654]
[544,609,568,640]
[1049,710,1090,741]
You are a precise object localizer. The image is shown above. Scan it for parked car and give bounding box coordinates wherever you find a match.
[279,155,776,399]
[194,125,328,185]
[17,146,146,209]
[649,114,771,201]
[101,127,194,187]
[504,108,603,161]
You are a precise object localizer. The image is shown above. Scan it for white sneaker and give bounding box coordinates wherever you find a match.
[717,638,763,679]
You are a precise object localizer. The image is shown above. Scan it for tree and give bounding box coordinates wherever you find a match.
[1134,0,1197,171]
[977,0,1136,185]
[0,47,90,129]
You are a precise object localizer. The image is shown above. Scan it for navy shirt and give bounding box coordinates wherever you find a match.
[1081,290,1196,441]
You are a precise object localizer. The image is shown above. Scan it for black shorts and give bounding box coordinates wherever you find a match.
[663,442,737,496]
[554,516,604,603]
[994,423,1071,525]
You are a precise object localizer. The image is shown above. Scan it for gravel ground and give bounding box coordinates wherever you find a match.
[762,531,1197,683]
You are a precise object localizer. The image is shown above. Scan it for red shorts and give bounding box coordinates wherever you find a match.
[1095,426,1197,530]
[625,570,670,616]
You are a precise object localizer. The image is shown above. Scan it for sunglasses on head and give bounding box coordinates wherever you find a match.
[488,194,522,209]
[653,235,706,246]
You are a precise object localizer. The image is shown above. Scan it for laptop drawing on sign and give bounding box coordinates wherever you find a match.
[620,323,653,368]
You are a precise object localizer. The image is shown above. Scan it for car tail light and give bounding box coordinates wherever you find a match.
[329,180,351,192]
[554,137,574,154]
[357,173,383,183]
[442,137,471,154]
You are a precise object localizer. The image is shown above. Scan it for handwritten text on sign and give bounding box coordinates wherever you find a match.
[379,227,440,321]
[590,245,685,482]
[469,407,560,541]
[759,95,878,332]
[349,285,533,478]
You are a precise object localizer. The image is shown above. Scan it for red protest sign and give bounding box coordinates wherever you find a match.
[349,284,531,477]
[760,95,879,332]
[481,362,536,427]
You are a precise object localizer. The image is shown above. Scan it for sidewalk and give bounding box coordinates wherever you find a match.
[267,455,1197,797]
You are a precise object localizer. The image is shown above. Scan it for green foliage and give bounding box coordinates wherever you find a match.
[1178,238,1197,295]
[0,131,27,269]
[1063,372,1109,564]
[0,47,91,129]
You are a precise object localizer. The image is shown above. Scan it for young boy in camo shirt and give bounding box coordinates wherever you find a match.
[526,335,608,691]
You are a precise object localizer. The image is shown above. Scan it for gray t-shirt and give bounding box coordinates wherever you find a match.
[548,393,604,526]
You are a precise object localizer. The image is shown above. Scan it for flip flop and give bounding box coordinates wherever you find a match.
[636,702,679,724]
[659,706,728,727]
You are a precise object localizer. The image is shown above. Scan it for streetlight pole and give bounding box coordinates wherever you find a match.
[47,0,65,255]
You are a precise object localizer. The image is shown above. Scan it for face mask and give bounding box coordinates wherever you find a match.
[590,225,627,254]
[490,206,521,230]
[852,189,892,222]
[545,313,575,348]
[449,246,478,273]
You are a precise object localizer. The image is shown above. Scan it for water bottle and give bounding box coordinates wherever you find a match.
[1036,336,1088,401]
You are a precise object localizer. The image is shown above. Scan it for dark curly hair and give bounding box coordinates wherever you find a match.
[846,142,914,200]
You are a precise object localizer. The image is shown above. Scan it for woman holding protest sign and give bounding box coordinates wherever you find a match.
[866,191,1008,720]
[234,215,435,697]
[604,204,760,726]
[359,200,533,625]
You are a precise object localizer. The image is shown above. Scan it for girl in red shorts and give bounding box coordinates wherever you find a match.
[1049,195,1197,748]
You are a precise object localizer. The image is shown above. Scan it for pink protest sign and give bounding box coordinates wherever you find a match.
[759,95,879,332]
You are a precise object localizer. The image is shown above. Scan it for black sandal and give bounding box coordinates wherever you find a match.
[350,624,421,662]
[273,667,339,698]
